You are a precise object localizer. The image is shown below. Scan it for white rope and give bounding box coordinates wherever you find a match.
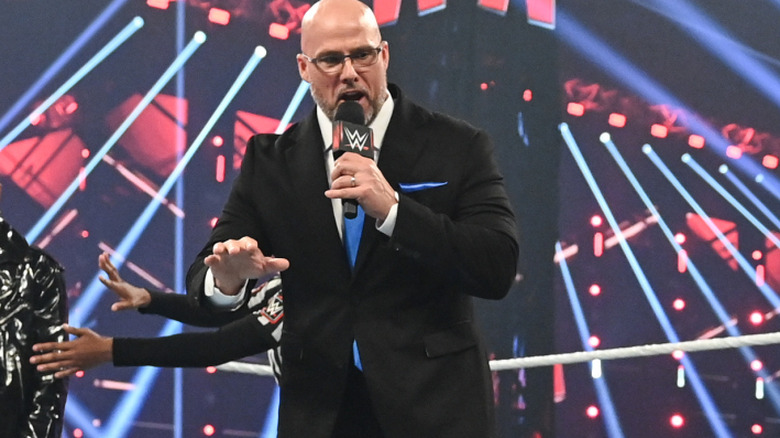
[491,331,780,370]
[215,331,780,376]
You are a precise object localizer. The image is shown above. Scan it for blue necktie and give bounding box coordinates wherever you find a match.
[344,206,364,370]
[344,206,364,268]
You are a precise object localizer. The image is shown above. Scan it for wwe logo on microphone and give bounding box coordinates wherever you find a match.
[333,118,374,159]
[344,127,370,151]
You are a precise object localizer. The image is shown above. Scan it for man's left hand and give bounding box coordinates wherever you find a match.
[326,153,397,220]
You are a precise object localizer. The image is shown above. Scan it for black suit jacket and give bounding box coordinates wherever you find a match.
[187,84,519,438]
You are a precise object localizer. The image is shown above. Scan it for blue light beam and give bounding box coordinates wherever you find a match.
[68,44,264,329]
[637,0,780,110]
[0,16,144,153]
[25,31,206,244]
[601,134,780,414]
[561,123,731,438]
[683,155,780,250]
[259,386,280,438]
[643,145,780,310]
[93,45,267,438]
[556,241,625,438]
[172,3,188,437]
[275,80,310,134]
[99,320,183,438]
[556,9,780,201]
[0,0,131,138]
[63,394,103,437]
[720,165,780,232]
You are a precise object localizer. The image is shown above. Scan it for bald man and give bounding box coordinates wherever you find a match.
[185,1,519,437]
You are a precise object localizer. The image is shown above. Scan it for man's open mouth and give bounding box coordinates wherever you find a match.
[339,90,365,101]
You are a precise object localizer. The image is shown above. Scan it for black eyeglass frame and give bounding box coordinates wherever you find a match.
[300,44,385,73]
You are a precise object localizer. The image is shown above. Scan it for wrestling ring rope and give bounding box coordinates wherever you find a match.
[216,331,780,377]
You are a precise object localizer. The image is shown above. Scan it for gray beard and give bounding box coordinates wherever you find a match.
[312,87,387,125]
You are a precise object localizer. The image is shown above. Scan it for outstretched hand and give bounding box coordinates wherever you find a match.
[204,236,289,295]
[98,252,151,311]
[30,324,113,378]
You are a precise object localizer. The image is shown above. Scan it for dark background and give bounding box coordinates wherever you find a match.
[1,0,779,437]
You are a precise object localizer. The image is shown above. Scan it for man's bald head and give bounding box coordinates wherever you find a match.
[300,0,381,54]
[296,0,389,123]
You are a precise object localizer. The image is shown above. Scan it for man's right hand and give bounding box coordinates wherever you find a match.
[205,236,289,295]
[31,324,113,379]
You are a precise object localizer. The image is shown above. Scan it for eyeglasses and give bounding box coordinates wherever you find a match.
[301,44,384,74]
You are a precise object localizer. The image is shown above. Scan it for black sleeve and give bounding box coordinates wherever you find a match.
[112,315,278,367]
[139,290,247,327]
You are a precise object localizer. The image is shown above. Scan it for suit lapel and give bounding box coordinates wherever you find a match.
[377,91,428,188]
[282,114,346,263]
[352,86,429,274]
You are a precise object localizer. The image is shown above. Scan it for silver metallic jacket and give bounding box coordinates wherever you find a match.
[1,215,68,438]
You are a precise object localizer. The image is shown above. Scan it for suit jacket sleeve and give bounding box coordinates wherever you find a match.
[185,134,278,309]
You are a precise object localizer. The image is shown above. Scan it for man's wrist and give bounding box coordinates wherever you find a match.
[205,268,247,310]
[139,290,152,308]
[376,192,399,236]
[213,278,243,296]
[104,337,115,363]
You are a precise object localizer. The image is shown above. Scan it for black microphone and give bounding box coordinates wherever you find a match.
[332,101,374,219]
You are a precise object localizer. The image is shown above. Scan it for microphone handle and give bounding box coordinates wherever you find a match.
[343,199,358,219]
[333,149,359,219]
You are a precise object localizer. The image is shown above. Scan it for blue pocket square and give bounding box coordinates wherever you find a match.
[399,182,448,193]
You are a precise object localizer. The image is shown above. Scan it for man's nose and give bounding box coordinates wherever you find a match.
[339,57,359,80]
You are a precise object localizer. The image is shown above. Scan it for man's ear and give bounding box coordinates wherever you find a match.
[297,55,311,83]
[381,41,389,69]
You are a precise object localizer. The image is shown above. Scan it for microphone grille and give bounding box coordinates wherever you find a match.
[334,101,365,125]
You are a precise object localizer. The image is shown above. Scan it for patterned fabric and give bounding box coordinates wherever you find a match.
[249,277,284,382]
[0,215,68,438]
